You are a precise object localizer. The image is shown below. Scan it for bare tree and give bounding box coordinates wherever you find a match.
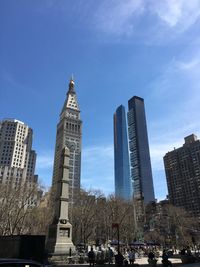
[24,190,54,235]
[0,182,43,235]
[72,189,105,245]
[144,202,199,247]
[106,195,136,244]
[72,190,137,246]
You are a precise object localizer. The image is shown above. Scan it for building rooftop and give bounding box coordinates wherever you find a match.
[2,118,25,125]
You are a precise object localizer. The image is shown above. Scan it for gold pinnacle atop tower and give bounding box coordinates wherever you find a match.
[68,75,75,93]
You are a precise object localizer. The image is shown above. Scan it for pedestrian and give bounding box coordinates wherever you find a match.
[88,248,95,267]
[148,251,155,260]
[148,251,157,267]
[115,251,124,267]
[128,249,135,265]
[162,250,172,267]
[108,247,114,265]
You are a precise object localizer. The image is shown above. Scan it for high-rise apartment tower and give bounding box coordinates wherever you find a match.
[164,134,200,218]
[52,78,82,204]
[114,105,132,200]
[127,96,155,204]
[0,119,38,186]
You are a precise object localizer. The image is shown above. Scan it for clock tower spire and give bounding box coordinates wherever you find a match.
[52,77,82,205]
[60,77,80,116]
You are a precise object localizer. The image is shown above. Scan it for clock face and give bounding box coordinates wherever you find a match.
[65,141,76,151]
[70,143,75,150]
[70,142,76,151]
[66,112,77,119]
[65,141,70,148]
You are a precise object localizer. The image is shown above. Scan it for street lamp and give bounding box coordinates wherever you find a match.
[112,223,120,252]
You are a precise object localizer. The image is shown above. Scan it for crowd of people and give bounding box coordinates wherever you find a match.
[87,247,137,266]
[84,244,200,266]
[86,245,174,266]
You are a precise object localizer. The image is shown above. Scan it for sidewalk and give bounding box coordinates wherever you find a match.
[55,261,200,267]
[51,256,200,267]
[134,256,199,267]
[135,256,182,265]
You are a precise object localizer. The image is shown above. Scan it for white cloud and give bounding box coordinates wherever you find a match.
[149,123,196,176]
[151,0,200,31]
[35,151,54,188]
[35,146,114,195]
[82,144,114,195]
[175,56,200,77]
[0,68,40,97]
[177,58,200,70]
[147,49,200,175]
[153,0,182,27]
[93,0,200,40]
[34,0,200,43]
[149,49,200,102]
[150,141,181,171]
[1,70,28,92]
[95,0,144,36]
[36,152,54,170]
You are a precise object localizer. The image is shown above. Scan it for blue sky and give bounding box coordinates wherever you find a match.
[1,0,200,200]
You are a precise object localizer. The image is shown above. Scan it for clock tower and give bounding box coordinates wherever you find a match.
[52,77,82,206]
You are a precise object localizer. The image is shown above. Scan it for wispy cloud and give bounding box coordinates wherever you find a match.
[150,141,181,171]
[82,144,114,195]
[178,58,200,70]
[147,48,200,173]
[36,146,115,195]
[36,152,54,169]
[151,0,200,31]
[0,68,39,96]
[149,49,200,105]
[93,0,200,42]
[1,70,28,92]
[95,0,144,36]
[32,0,200,43]
[35,151,54,188]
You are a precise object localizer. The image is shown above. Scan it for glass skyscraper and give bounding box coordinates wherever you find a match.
[127,96,155,204]
[114,105,132,200]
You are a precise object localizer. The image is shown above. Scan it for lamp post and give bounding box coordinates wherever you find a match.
[112,223,120,252]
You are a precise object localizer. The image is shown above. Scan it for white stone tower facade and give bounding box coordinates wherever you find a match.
[0,119,38,187]
[52,78,82,205]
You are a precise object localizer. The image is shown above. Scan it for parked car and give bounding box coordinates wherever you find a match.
[0,258,43,267]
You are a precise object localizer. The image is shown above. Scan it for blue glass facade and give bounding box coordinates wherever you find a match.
[127,96,155,204]
[114,105,132,200]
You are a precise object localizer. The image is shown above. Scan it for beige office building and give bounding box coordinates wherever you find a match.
[0,119,38,187]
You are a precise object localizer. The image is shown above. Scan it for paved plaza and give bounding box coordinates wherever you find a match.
[60,258,200,267]
[134,256,199,267]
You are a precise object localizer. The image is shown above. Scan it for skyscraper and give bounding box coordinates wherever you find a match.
[0,118,38,186]
[164,134,200,218]
[114,105,132,200]
[127,96,155,204]
[52,78,82,205]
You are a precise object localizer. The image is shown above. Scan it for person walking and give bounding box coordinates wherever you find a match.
[148,251,157,267]
[115,251,124,267]
[162,250,172,267]
[88,248,95,267]
[128,249,135,265]
[108,247,114,265]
